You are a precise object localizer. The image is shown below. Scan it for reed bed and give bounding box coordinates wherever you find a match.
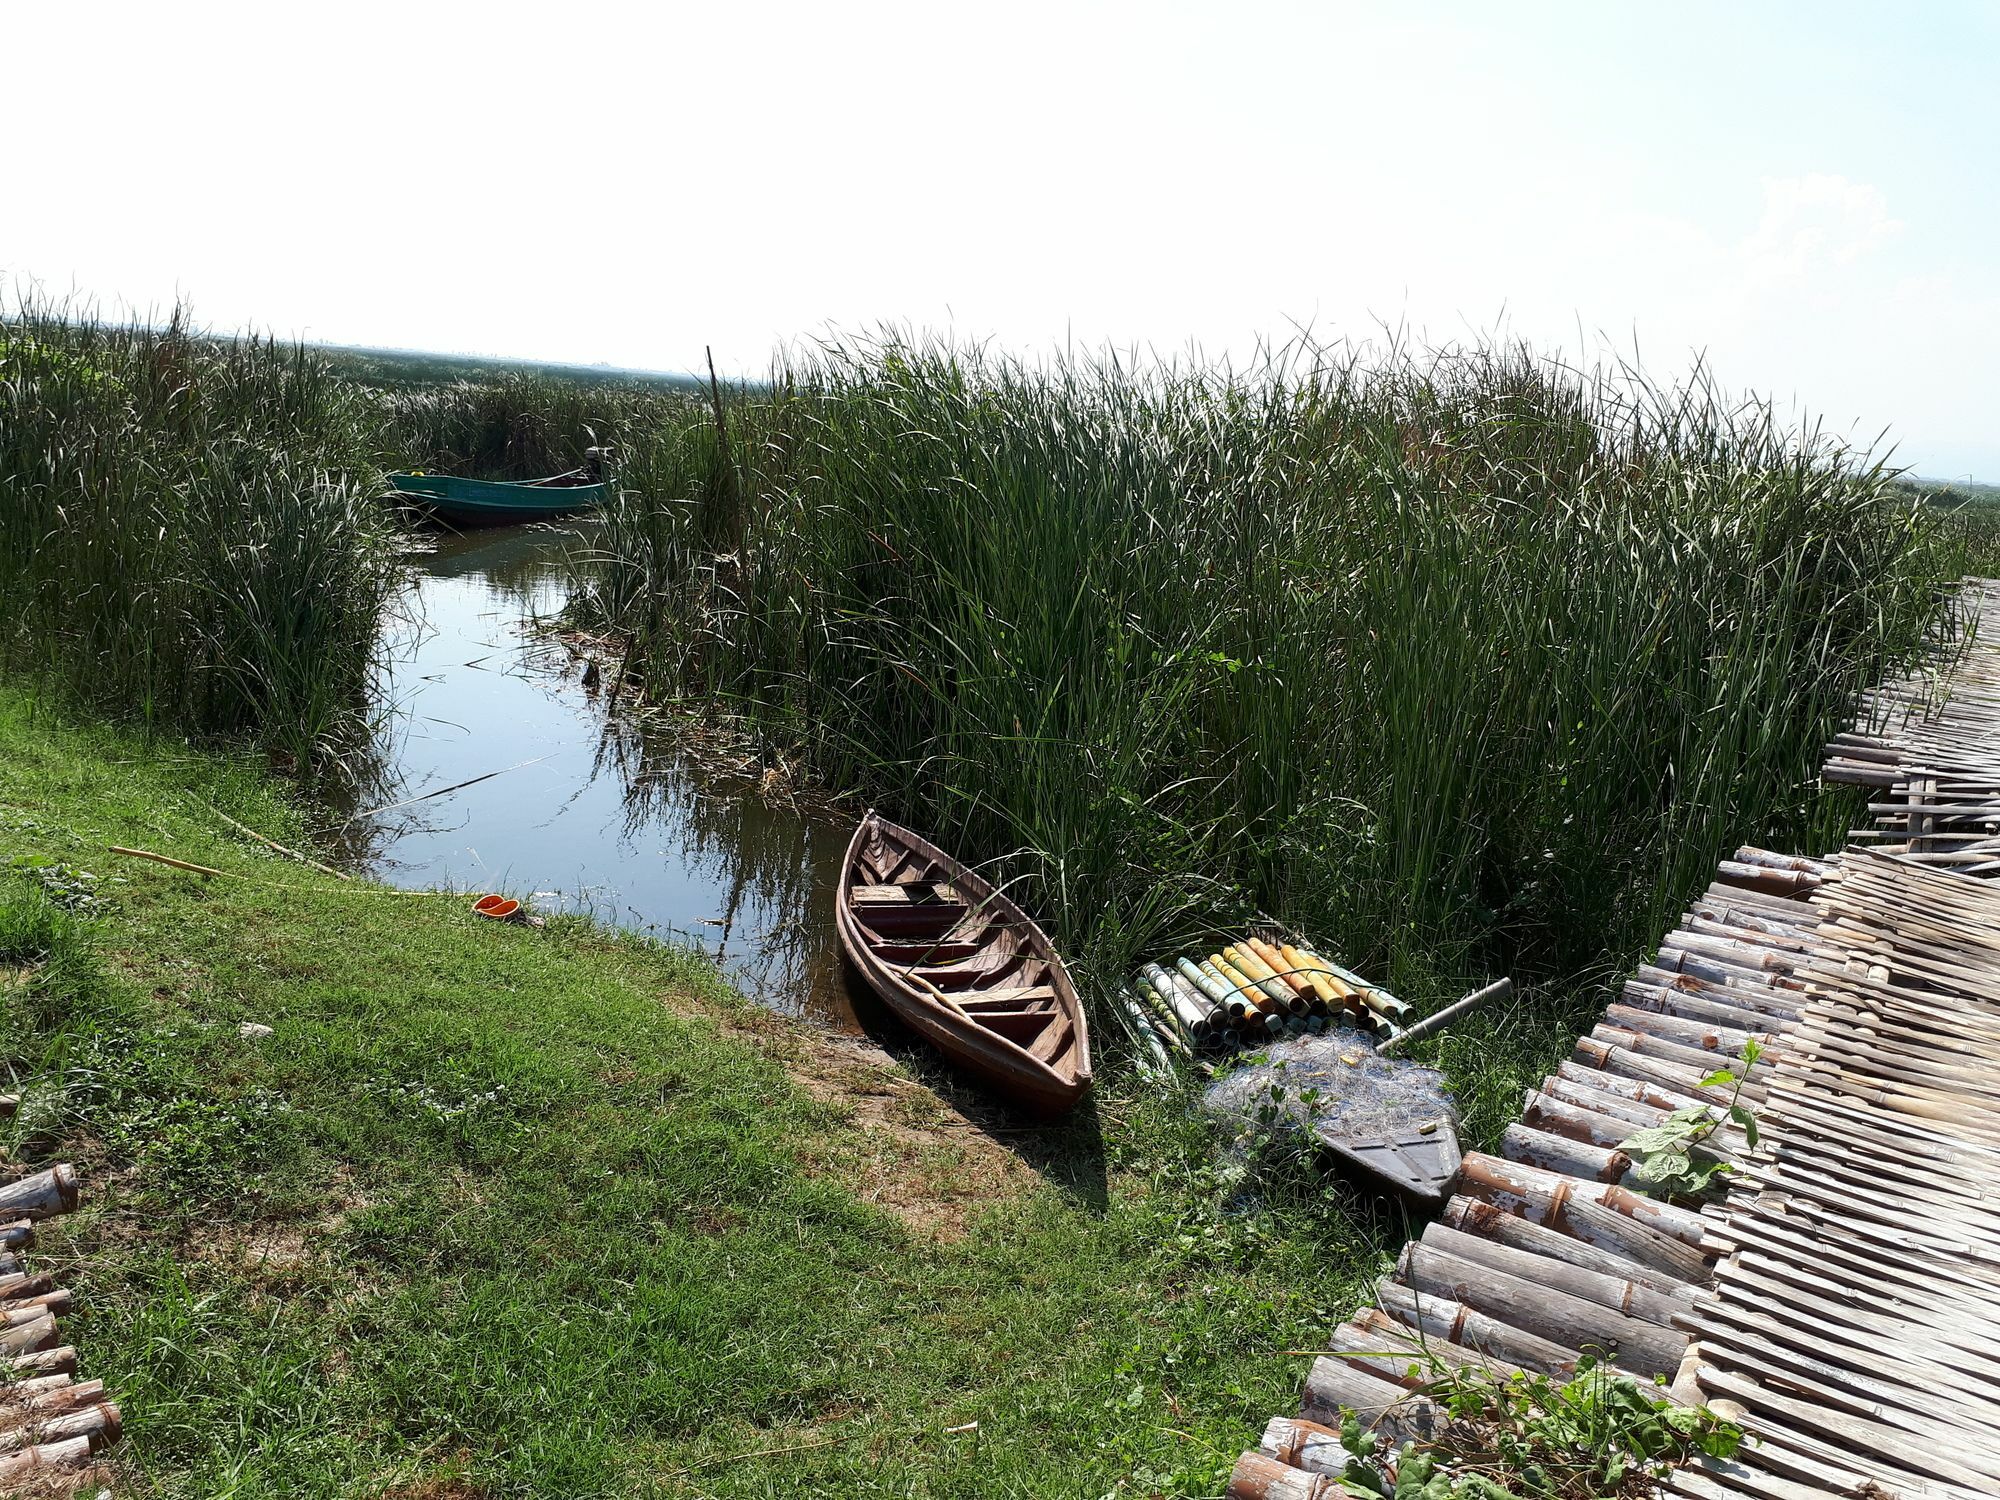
[380,371,698,482]
[567,338,1963,1030]
[0,299,398,768]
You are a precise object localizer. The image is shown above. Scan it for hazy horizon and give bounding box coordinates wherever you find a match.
[9,1,1996,480]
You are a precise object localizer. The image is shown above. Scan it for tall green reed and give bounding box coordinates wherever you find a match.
[0,298,399,768]
[570,337,1958,1028]
[380,372,699,482]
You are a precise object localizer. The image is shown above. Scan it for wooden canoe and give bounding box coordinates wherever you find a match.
[835,812,1091,1116]
[387,470,604,527]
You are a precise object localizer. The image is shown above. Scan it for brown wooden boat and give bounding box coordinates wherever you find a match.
[835,811,1092,1116]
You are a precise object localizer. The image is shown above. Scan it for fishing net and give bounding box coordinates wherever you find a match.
[1201,1029,1458,1158]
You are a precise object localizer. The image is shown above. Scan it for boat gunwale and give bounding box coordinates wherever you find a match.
[386,471,606,499]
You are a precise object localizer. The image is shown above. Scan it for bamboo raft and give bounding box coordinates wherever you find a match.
[0,1145,120,1491]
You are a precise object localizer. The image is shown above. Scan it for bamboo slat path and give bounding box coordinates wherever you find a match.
[1229,578,2000,1499]
[1826,577,2000,871]
[1226,845,1824,1500]
[1674,849,2000,1500]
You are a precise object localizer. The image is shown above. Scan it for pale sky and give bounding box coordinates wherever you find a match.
[9,1,1997,478]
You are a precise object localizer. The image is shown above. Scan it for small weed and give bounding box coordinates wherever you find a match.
[57,1021,298,1197]
[1335,1351,1743,1498]
[6,853,115,912]
[365,1071,523,1150]
[1619,1039,1763,1201]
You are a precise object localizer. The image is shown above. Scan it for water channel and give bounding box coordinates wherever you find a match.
[349,522,866,1030]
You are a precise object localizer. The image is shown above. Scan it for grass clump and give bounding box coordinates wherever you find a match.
[567,337,1961,1037]
[0,295,399,768]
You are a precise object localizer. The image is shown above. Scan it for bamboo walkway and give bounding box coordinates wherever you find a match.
[1826,575,2000,870]
[1228,581,2000,1500]
[1674,850,2000,1499]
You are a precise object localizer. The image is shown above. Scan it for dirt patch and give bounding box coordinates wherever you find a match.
[380,1478,487,1500]
[190,1165,371,1283]
[4,1466,115,1499]
[714,1010,1043,1241]
[228,1223,311,1274]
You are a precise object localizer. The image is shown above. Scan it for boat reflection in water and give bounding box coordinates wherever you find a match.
[346,521,864,1029]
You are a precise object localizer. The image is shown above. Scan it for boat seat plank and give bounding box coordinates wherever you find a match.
[855,906,973,938]
[912,956,1028,989]
[850,882,966,906]
[872,941,987,965]
[957,985,1057,1009]
[975,1009,1057,1040]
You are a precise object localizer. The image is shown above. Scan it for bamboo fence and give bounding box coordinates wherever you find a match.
[1229,580,2000,1499]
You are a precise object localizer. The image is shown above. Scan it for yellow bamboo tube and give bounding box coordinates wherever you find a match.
[1226,944,1306,1014]
[1210,954,1276,1017]
[1281,943,1345,1005]
[1247,936,1314,999]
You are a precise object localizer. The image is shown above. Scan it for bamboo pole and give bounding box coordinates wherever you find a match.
[0,1169,77,1222]
[1379,977,1510,1055]
[107,846,227,878]
[1395,1239,1684,1376]
[195,797,350,880]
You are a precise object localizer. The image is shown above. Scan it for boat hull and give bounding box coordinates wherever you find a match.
[835,813,1091,1116]
[388,472,604,527]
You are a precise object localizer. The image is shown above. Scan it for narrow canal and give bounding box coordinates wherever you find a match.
[349,521,865,1029]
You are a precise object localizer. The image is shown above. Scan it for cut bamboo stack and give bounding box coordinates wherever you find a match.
[0,1153,119,1492]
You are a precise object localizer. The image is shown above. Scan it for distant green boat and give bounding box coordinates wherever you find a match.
[387,470,605,527]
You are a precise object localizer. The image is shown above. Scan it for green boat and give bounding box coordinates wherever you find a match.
[387,470,605,527]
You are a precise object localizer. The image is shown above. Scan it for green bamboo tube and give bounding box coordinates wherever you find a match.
[1136,976,1194,1049]
[1181,958,1241,1015]
[1194,958,1248,1018]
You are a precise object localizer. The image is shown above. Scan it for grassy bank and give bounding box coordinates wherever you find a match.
[0,684,1379,1499]
[565,340,1961,1031]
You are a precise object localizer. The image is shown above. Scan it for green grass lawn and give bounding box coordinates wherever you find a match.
[0,685,1397,1499]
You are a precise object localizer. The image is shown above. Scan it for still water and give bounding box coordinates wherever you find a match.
[351,522,864,1029]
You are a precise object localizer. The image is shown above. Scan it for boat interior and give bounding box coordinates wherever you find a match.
[847,823,1078,1067]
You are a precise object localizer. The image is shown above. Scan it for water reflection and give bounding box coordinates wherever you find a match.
[351,522,863,1030]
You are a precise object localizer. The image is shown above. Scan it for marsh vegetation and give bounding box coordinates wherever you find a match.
[557,339,1961,1048]
[0,299,1980,1494]
[0,302,400,768]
